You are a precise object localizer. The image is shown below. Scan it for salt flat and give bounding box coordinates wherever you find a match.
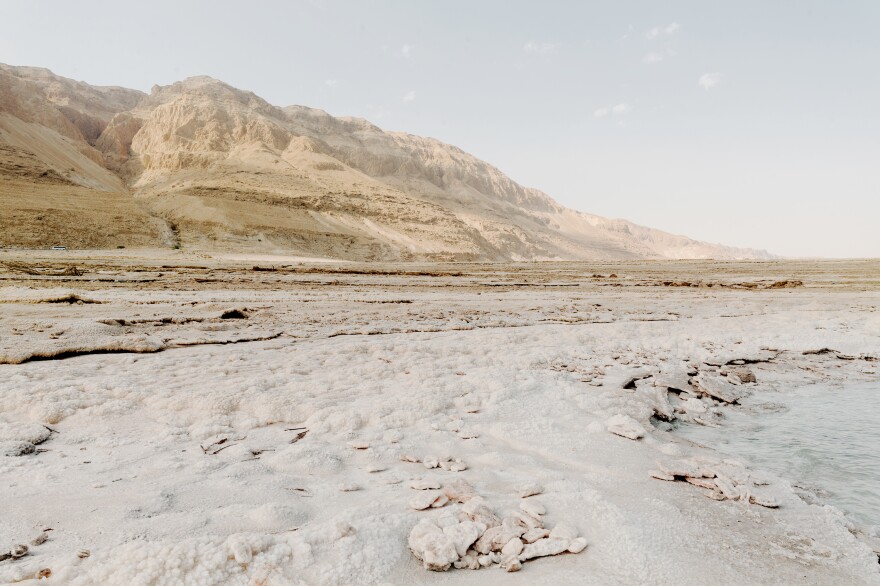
[1,252,878,584]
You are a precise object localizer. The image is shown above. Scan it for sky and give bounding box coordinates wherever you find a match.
[2,0,879,257]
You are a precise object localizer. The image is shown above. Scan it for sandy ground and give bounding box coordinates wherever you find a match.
[1,251,879,585]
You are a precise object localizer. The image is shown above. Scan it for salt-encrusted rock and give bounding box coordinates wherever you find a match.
[606,414,646,440]
[510,511,542,530]
[730,368,757,384]
[336,522,356,537]
[365,464,387,473]
[30,532,48,546]
[9,544,28,559]
[409,518,460,571]
[685,476,718,490]
[499,556,522,572]
[338,482,361,492]
[650,470,675,481]
[440,459,468,472]
[462,497,501,528]
[444,520,485,557]
[410,490,444,510]
[478,554,494,567]
[2,441,36,457]
[457,430,480,439]
[501,538,524,556]
[401,454,421,463]
[77,549,90,559]
[657,459,703,479]
[519,500,545,517]
[713,475,741,500]
[410,479,442,490]
[0,422,52,445]
[519,537,570,561]
[549,522,579,541]
[693,375,745,404]
[423,456,440,469]
[568,537,588,553]
[452,550,482,570]
[639,386,676,421]
[348,441,369,450]
[604,366,653,389]
[474,526,503,554]
[516,482,544,498]
[431,494,450,508]
[443,479,478,503]
[522,528,550,543]
[678,397,708,414]
[653,369,693,393]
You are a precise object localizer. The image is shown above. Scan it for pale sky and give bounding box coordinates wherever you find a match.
[3,1,879,257]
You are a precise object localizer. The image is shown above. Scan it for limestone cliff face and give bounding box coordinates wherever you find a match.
[0,64,773,260]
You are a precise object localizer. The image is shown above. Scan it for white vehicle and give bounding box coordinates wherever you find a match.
[51,245,67,250]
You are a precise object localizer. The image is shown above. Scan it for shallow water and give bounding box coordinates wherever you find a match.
[677,381,880,535]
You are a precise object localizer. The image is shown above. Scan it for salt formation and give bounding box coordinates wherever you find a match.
[605,414,646,440]
[651,458,780,508]
[408,481,586,572]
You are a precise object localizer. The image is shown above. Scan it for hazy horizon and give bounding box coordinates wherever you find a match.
[3,0,878,257]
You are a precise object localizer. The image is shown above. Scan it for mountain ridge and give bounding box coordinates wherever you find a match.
[0,63,773,260]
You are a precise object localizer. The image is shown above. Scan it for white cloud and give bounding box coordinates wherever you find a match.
[647,22,681,40]
[612,103,631,115]
[523,40,560,54]
[401,44,412,58]
[698,72,722,90]
[642,52,663,64]
[593,107,609,118]
[402,90,416,103]
[324,79,338,87]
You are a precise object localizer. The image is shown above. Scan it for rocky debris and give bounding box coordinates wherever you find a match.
[406,454,468,472]
[638,385,676,421]
[408,488,587,572]
[606,414,646,440]
[722,366,757,384]
[692,375,746,404]
[651,458,780,508]
[2,441,37,457]
[347,441,370,450]
[338,482,361,492]
[409,490,448,511]
[1,421,54,457]
[604,366,654,390]
[410,479,442,490]
[653,369,695,393]
[0,544,28,562]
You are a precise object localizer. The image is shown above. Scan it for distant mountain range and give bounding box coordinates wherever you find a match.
[0,63,772,260]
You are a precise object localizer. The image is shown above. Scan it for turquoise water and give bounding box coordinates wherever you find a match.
[677,382,880,535]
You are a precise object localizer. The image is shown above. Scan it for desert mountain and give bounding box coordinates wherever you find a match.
[0,64,772,260]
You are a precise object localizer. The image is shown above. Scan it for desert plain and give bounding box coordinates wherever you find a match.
[1,250,878,584]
